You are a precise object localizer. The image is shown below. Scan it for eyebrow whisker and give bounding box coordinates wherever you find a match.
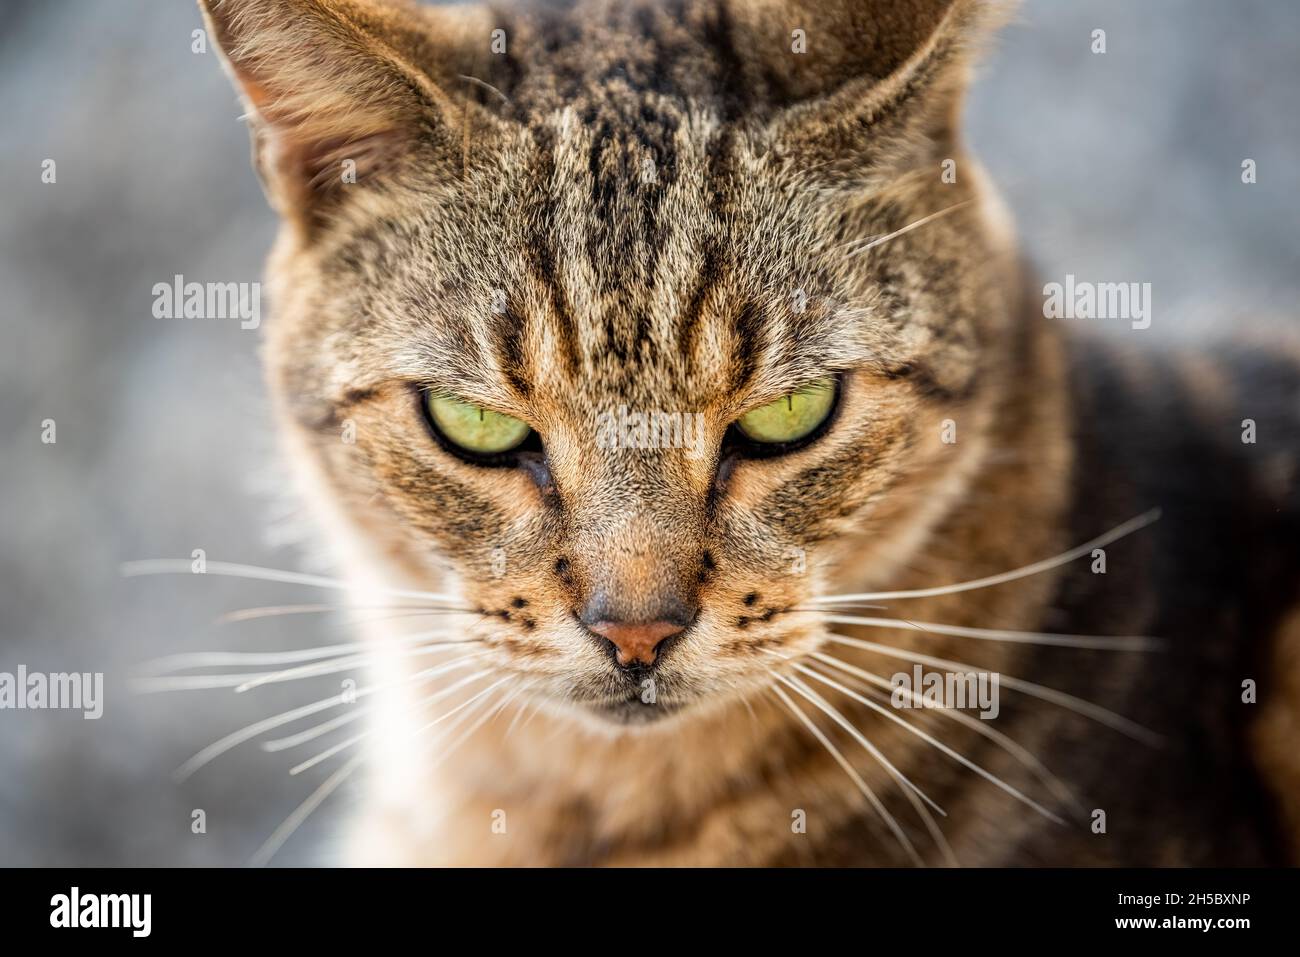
[841,200,973,257]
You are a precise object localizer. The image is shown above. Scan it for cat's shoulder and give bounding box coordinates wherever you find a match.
[1063,323,1300,860]
[1064,324,1300,520]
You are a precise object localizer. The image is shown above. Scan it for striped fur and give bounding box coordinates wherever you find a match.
[199,0,1300,865]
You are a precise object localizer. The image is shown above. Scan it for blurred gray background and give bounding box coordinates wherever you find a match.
[1,0,1298,866]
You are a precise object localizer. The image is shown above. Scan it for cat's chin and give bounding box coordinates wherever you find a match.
[583,696,684,727]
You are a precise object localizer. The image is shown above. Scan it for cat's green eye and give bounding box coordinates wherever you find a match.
[426,394,532,455]
[736,377,837,445]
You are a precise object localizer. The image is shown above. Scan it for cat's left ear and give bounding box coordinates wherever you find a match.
[198,0,495,231]
[753,0,1009,186]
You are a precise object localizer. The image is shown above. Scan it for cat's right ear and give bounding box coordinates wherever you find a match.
[198,0,492,233]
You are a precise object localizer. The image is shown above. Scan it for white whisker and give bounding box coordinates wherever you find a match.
[824,614,1159,651]
[842,200,973,256]
[458,73,510,104]
[132,640,475,693]
[249,753,364,868]
[769,684,925,867]
[486,683,529,733]
[262,706,371,752]
[136,631,474,678]
[797,660,1066,825]
[811,651,1083,815]
[504,689,536,739]
[421,679,524,774]
[288,670,495,775]
[259,673,517,869]
[516,692,549,733]
[234,641,477,693]
[824,632,1162,745]
[220,603,346,623]
[812,509,1161,605]
[780,673,958,866]
[172,655,482,781]
[120,559,464,604]
[772,671,945,817]
[410,675,513,741]
[219,603,478,625]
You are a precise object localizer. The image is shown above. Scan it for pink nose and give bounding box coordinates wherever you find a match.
[585,619,686,667]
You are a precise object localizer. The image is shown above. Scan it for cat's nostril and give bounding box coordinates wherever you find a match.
[585,619,686,669]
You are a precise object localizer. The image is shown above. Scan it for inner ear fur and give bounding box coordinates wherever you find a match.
[739,0,1009,183]
[198,0,496,229]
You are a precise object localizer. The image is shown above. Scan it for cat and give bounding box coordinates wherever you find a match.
[197,0,1300,865]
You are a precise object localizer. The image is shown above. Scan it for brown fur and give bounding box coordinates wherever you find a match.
[198,0,1300,865]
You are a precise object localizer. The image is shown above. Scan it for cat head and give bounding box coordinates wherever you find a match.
[201,0,1017,726]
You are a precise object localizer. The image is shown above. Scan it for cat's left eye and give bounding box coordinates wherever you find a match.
[425,393,532,456]
[735,376,838,446]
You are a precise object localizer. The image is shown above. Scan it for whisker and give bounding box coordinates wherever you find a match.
[172,655,482,781]
[220,603,346,623]
[790,603,889,614]
[249,673,518,867]
[410,675,514,741]
[217,603,478,624]
[458,73,510,104]
[120,559,463,604]
[797,659,1066,825]
[133,639,477,693]
[779,673,959,866]
[768,684,925,867]
[811,509,1161,605]
[288,669,496,775]
[824,614,1160,651]
[234,641,479,693]
[811,651,1084,815]
[262,706,370,752]
[136,632,476,678]
[249,753,364,868]
[421,678,524,774]
[476,681,530,736]
[516,692,549,734]
[777,672,946,817]
[841,200,973,257]
[824,632,1162,746]
[504,688,536,739]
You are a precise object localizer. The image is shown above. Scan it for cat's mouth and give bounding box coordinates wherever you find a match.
[587,694,682,726]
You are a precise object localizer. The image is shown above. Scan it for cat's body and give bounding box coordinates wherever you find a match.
[198,0,1300,866]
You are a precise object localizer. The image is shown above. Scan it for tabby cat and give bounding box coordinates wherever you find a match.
[197,0,1300,865]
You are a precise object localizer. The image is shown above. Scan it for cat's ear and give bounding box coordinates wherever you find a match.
[749,0,1008,185]
[198,0,489,229]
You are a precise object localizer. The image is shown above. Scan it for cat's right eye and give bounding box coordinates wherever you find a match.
[424,393,532,456]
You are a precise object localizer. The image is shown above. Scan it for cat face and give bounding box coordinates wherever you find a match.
[204,0,1011,726]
